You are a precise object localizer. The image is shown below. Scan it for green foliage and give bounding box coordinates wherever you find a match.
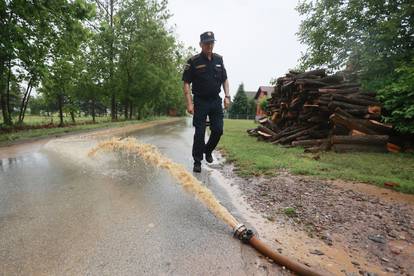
[259,97,268,111]
[377,59,414,133]
[248,98,256,116]
[229,83,249,117]
[0,0,94,126]
[297,0,413,75]
[283,207,297,217]
[297,0,414,133]
[1,0,185,127]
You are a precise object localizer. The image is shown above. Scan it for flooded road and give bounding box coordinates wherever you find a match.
[0,119,282,275]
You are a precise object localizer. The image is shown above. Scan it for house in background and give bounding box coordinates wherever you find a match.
[245,91,257,101]
[254,86,274,121]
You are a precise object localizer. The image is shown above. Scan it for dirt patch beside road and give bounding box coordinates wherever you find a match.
[218,162,414,275]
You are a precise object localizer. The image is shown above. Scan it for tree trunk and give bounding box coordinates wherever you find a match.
[1,81,12,125]
[111,94,116,121]
[6,60,12,116]
[21,85,33,123]
[58,93,64,127]
[129,101,133,119]
[91,98,96,123]
[18,79,33,124]
[109,0,116,122]
[1,60,12,126]
[70,111,75,123]
[124,100,128,120]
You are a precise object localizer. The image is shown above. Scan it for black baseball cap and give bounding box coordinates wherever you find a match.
[200,31,216,43]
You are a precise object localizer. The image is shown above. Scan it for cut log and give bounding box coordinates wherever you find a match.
[295,79,328,87]
[253,68,404,153]
[270,125,311,142]
[303,104,320,108]
[323,83,360,89]
[319,75,344,84]
[277,126,318,144]
[329,101,369,111]
[318,87,360,94]
[351,130,367,136]
[330,113,377,135]
[332,144,387,153]
[387,143,401,153]
[257,131,272,138]
[257,125,277,138]
[334,107,355,118]
[364,113,382,120]
[368,105,381,114]
[331,135,388,145]
[332,94,380,106]
[292,139,329,147]
[358,119,393,134]
[294,69,326,79]
[259,117,268,124]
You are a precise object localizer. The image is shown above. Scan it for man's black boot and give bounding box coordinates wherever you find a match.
[193,162,201,173]
[205,152,213,163]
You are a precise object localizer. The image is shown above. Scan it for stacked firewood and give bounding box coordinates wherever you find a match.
[247,69,402,153]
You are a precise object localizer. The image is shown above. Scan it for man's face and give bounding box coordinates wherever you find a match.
[200,42,214,55]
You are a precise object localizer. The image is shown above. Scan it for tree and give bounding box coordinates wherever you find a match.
[297,0,413,80]
[93,0,120,121]
[229,83,249,118]
[3,0,185,127]
[0,0,94,126]
[377,59,414,133]
[297,0,414,133]
[248,98,256,117]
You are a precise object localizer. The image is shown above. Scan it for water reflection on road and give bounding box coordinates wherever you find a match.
[0,119,280,275]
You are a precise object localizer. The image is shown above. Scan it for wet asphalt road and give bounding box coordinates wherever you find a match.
[0,119,277,275]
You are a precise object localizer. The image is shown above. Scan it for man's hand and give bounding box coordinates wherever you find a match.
[183,82,193,115]
[224,97,230,109]
[187,103,194,115]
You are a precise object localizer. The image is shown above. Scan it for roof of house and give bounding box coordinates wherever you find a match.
[254,86,274,99]
[245,91,256,100]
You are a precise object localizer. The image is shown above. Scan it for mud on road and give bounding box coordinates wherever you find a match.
[218,162,414,276]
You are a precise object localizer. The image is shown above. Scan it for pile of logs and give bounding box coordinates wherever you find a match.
[247,69,403,153]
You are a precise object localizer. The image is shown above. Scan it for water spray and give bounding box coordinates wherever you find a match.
[89,138,326,276]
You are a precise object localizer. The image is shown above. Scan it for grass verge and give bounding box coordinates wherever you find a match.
[219,119,414,194]
[0,116,168,145]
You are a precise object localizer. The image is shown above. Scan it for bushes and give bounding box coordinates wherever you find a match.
[378,60,414,134]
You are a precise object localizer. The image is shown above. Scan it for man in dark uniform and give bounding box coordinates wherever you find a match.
[182,31,231,173]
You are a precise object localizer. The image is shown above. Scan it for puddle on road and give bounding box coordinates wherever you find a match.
[88,137,239,229]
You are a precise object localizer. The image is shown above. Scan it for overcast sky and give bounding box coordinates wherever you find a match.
[167,0,306,96]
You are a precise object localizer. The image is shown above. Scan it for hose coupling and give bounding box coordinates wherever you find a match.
[233,223,254,244]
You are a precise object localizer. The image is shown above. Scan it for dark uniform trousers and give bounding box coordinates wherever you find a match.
[192,96,223,163]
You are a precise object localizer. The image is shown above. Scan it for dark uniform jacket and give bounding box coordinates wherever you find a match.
[182,52,227,99]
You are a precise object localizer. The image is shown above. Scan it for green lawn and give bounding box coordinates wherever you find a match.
[219,119,414,194]
[0,116,168,145]
[1,115,112,126]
